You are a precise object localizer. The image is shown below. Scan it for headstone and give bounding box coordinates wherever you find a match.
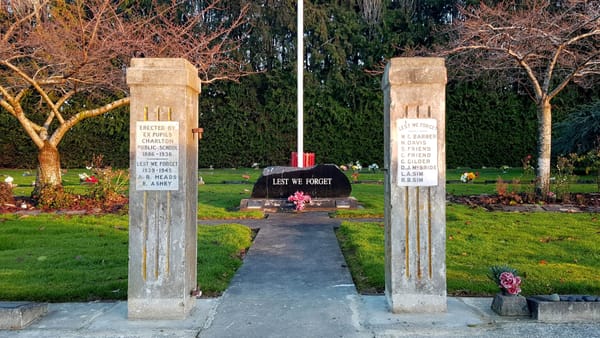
[126,58,200,319]
[250,164,351,199]
[382,57,447,313]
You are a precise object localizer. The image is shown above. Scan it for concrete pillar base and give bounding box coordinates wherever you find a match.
[128,298,196,320]
[386,293,447,313]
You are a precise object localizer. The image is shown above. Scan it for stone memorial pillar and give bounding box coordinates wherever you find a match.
[382,57,447,313]
[126,58,200,319]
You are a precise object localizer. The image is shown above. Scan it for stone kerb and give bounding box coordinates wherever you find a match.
[126,58,200,320]
[528,295,600,322]
[382,57,447,313]
[0,302,48,329]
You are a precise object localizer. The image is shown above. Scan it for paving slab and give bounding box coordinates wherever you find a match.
[198,212,363,338]
[0,300,217,338]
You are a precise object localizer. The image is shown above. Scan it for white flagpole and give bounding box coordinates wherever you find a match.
[297,0,304,167]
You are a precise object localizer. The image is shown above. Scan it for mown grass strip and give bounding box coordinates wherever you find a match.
[337,204,600,296]
[0,214,252,302]
[198,184,263,219]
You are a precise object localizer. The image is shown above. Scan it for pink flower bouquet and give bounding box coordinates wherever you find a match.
[499,271,522,295]
[488,266,522,296]
[288,191,311,211]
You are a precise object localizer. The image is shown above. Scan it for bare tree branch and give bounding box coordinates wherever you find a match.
[436,0,600,195]
[0,0,253,190]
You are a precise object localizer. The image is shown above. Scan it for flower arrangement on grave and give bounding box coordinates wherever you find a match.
[288,191,311,211]
[522,154,534,176]
[79,173,98,184]
[488,265,522,296]
[3,175,15,187]
[460,171,478,183]
[368,163,379,172]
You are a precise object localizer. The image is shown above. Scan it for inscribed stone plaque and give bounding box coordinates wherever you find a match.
[251,164,351,198]
[135,121,179,190]
[397,118,438,186]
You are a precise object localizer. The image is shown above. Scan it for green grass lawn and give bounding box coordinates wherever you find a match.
[2,166,597,213]
[0,166,598,301]
[337,167,598,218]
[198,184,263,219]
[0,213,252,302]
[336,204,600,296]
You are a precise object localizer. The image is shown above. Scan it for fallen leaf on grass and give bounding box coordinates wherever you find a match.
[539,260,547,265]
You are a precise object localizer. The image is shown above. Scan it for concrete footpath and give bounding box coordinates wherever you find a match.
[2,212,599,337]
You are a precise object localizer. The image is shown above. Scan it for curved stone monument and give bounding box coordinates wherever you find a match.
[251,164,351,198]
[241,164,357,211]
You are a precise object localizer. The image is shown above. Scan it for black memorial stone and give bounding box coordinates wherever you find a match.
[251,164,351,199]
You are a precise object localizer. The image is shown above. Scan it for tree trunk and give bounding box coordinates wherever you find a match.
[32,141,63,198]
[536,99,552,197]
